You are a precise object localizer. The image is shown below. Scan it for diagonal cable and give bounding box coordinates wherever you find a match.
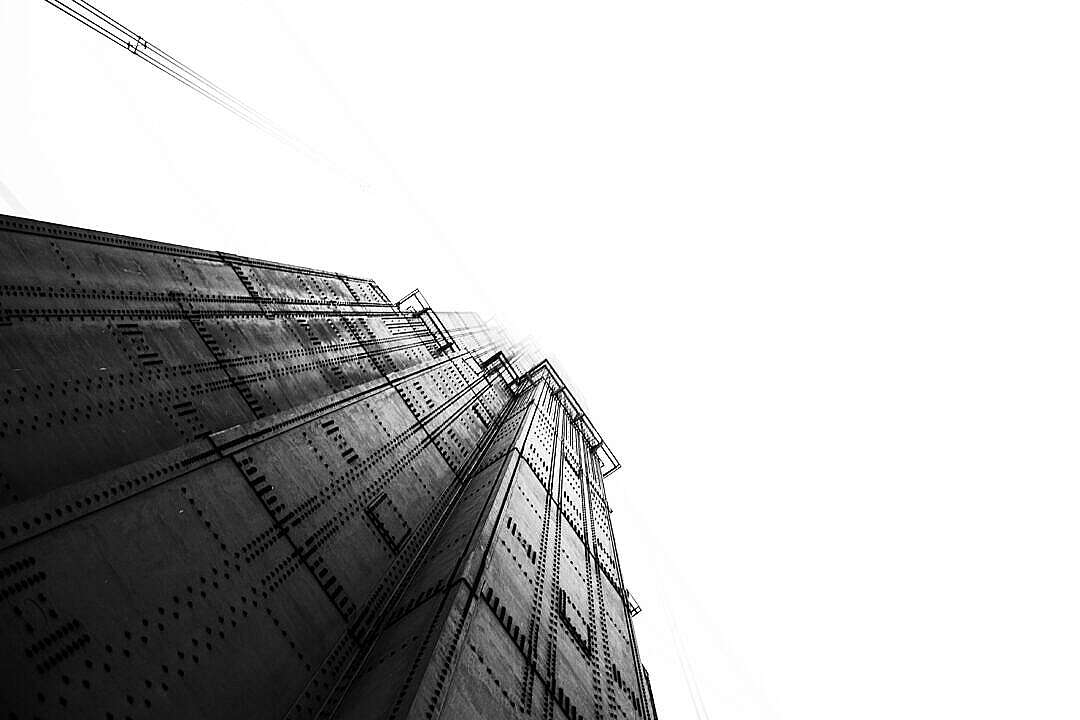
[41,0,362,184]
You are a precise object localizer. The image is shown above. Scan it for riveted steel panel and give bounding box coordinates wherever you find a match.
[0,458,344,720]
[0,213,655,720]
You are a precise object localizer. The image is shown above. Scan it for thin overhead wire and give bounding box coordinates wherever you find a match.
[0,179,29,215]
[615,489,785,720]
[261,0,492,308]
[660,590,713,720]
[41,0,362,184]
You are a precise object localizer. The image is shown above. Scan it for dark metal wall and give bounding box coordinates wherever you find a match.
[0,214,655,720]
[0,213,453,506]
[329,368,657,720]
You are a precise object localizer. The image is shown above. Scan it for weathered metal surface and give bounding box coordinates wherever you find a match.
[0,213,655,720]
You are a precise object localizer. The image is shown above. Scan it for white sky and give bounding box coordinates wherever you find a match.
[3,1,1080,718]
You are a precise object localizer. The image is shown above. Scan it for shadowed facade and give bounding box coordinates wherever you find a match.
[0,213,658,720]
